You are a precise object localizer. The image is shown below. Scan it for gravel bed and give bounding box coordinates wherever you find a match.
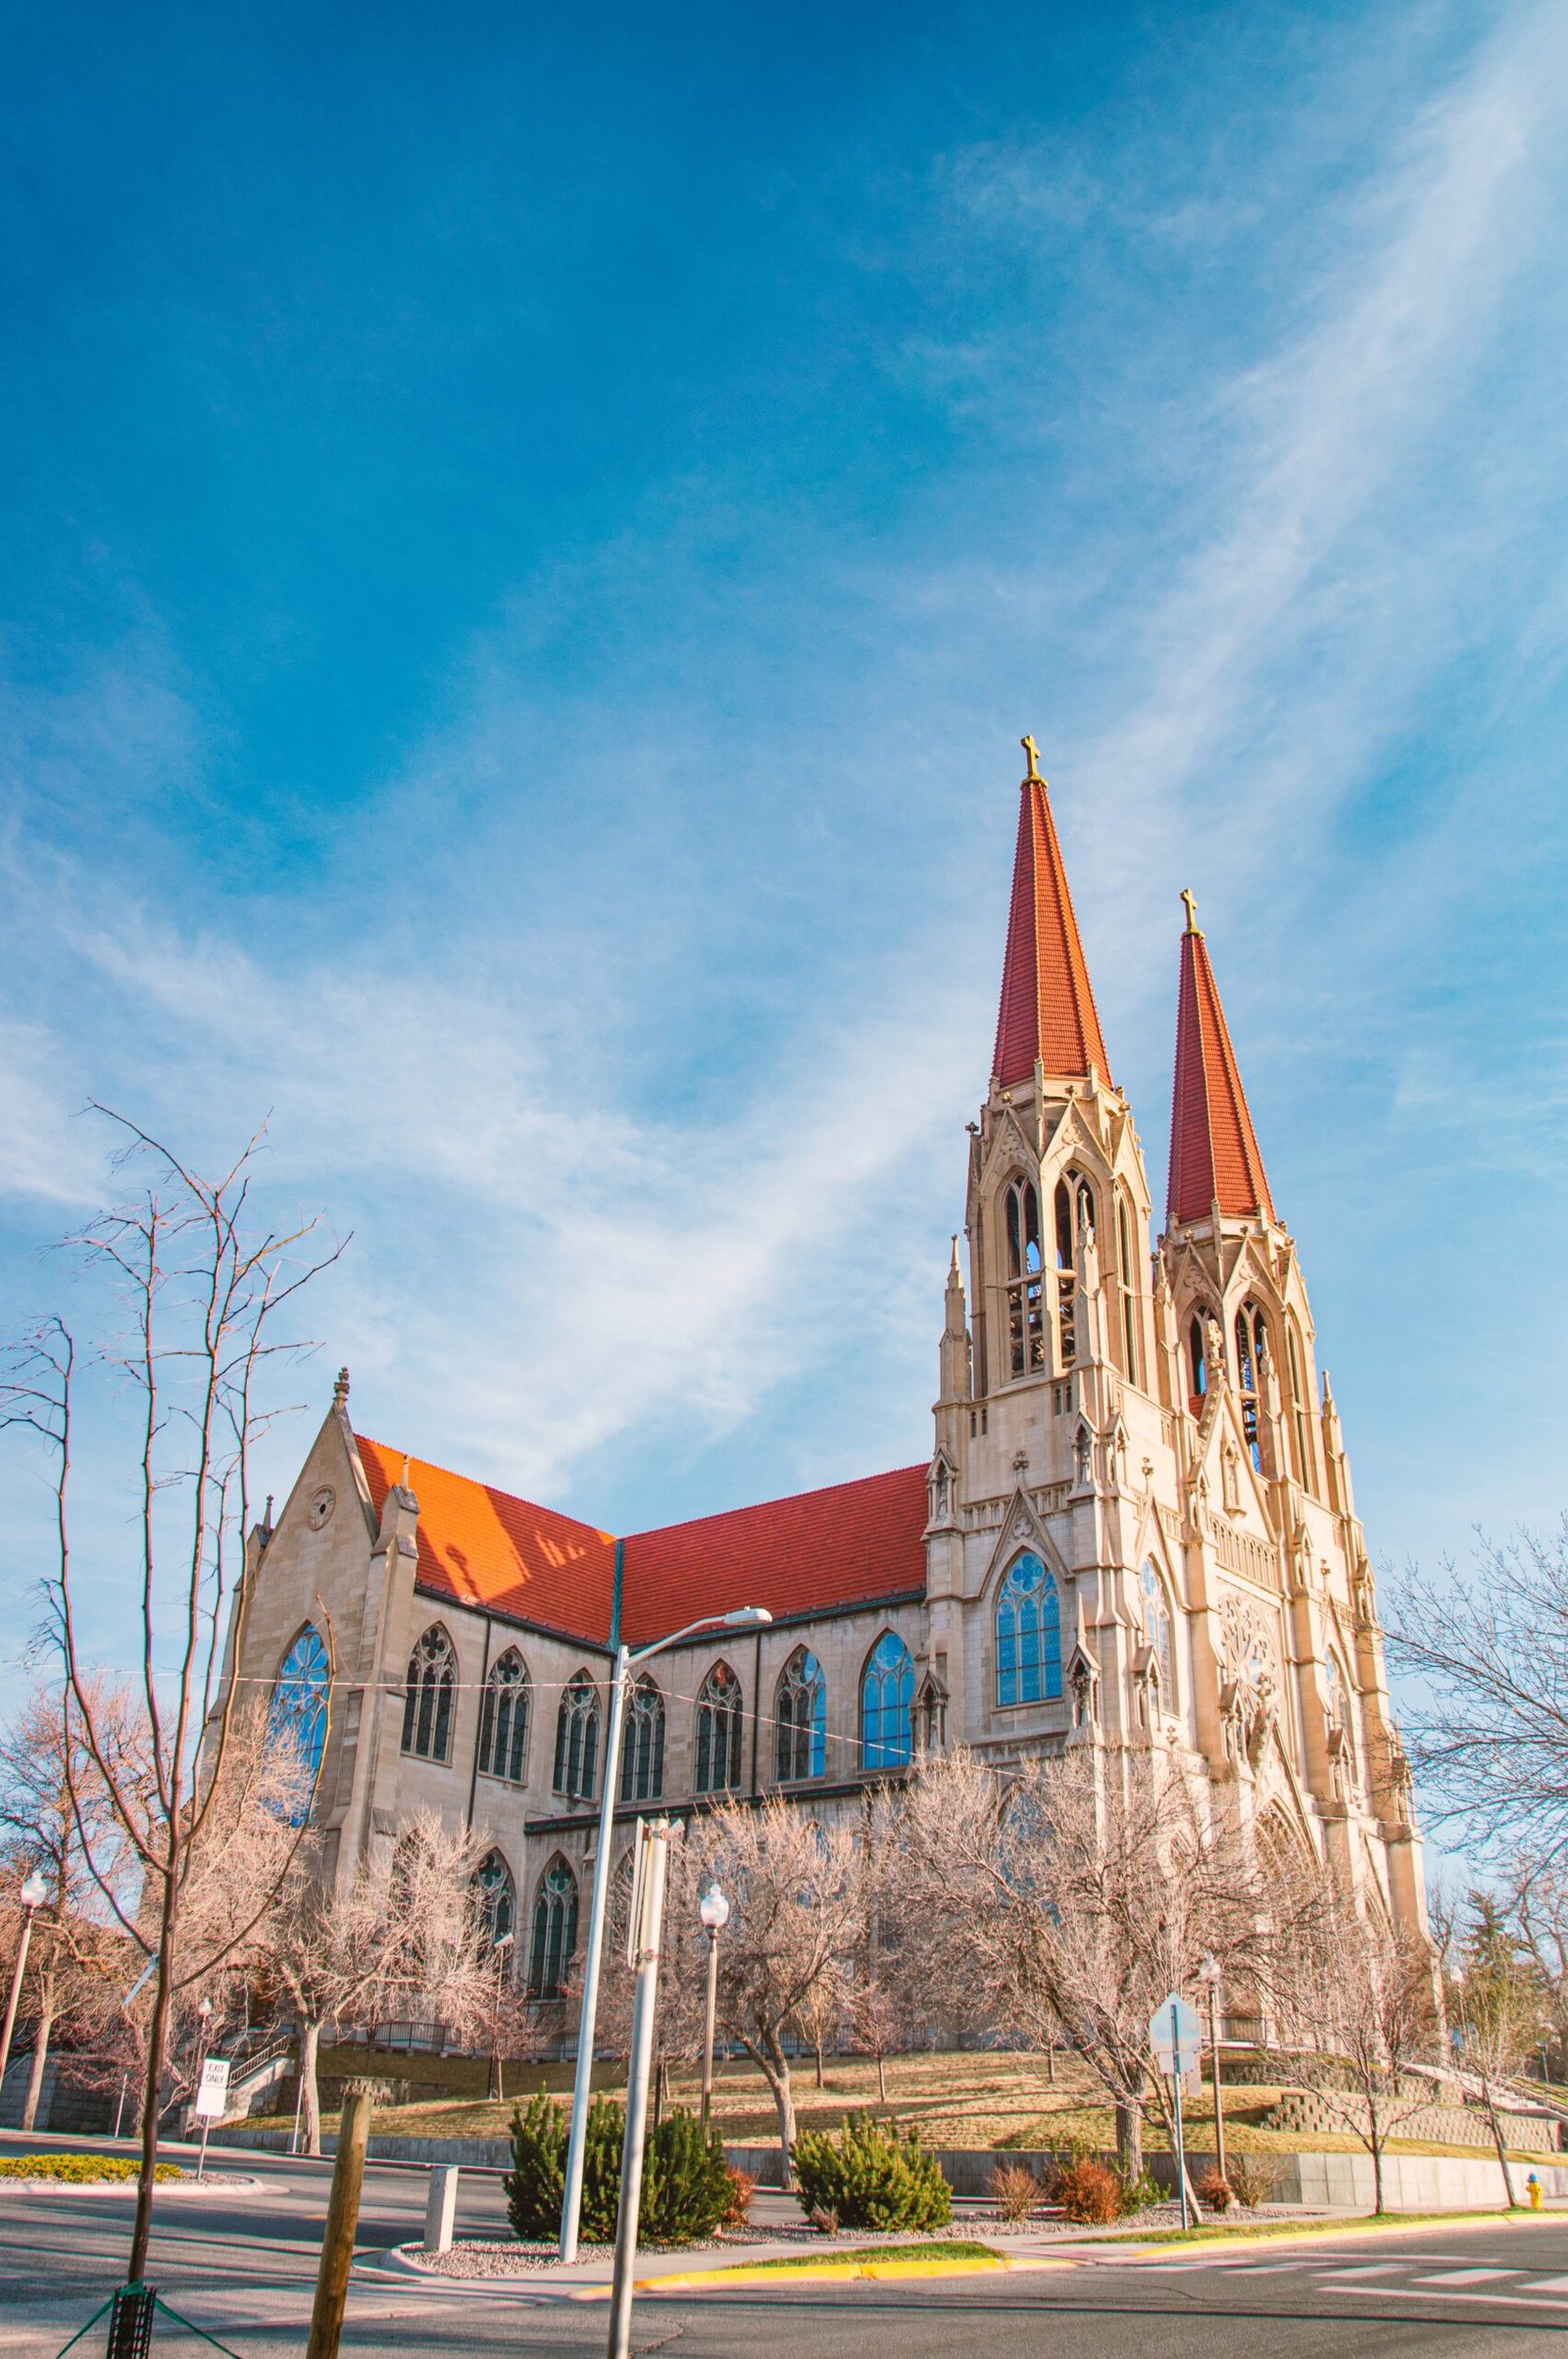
[408,2218,1093,2279]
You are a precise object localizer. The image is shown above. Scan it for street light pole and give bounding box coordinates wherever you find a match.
[1199,1952,1226,2187]
[698,1886,730,2126]
[0,1872,48,2097]
[559,1604,771,2264]
[607,1818,669,2359]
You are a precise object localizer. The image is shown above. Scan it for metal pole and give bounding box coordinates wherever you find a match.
[700,1929,720,2126]
[114,2075,128,2141]
[607,1822,667,2359]
[1208,1982,1227,2187]
[304,2079,374,2359]
[197,2117,211,2181]
[560,1645,630,2264]
[1171,2001,1189,2232]
[0,1903,37,2091]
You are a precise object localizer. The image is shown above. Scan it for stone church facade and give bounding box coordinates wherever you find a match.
[220,744,1424,2006]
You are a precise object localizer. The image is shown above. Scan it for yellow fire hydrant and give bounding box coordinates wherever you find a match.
[1527,2173,1544,2212]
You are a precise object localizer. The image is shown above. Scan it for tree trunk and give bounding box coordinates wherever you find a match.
[128,1894,178,2282]
[1115,2098,1144,2183]
[1045,2040,1055,2088]
[757,2039,796,2190]
[21,1967,57,2134]
[876,2051,887,2107]
[300,2018,324,2157]
[1481,2074,1520,2208]
[814,2039,824,2089]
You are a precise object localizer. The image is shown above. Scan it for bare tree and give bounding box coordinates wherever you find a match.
[0,1116,342,2275]
[1434,1886,1544,2205]
[262,1810,498,2152]
[1386,1528,1568,1860]
[886,1748,1298,2189]
[1509,1861,1568,2082]
[845,1978,917,2110]
[0,1674,139,2131]
[1280,1882,1440,2215]
[672,1799,863,2187]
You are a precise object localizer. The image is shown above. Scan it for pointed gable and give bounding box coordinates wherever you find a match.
[992,759,1112,1090]
[1166,909,1275,1229]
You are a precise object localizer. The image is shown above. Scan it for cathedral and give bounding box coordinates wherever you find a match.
[226,744,1424,2006]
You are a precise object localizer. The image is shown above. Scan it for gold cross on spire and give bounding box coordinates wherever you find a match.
[1181,887,1200,935]
[1020,735,1042,782]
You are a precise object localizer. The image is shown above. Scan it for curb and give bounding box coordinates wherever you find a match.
[1109,2207,1563,2264]
[634,2251,1068,2292]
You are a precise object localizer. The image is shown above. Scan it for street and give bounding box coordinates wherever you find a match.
[5,2136,1568,2356]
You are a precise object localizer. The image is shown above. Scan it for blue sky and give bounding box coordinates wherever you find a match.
[3,0,1567,1701]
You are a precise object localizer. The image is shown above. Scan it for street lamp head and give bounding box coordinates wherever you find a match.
[721,1606,772,1629]
[1198,1952,1220,1986]
[19,1872,47,1910]
[699,1885,731,1933]
[197,1994,215,2018]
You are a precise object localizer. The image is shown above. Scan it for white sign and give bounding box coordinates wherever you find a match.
[193,2057,231,2119]
[1149,1993,1202,2078]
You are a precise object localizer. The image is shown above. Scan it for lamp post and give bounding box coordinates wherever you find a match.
[559,1603,772,2264]
[1198,1952,1226,2187]
[0,1871,48,2097]
[698,1885,730,2126]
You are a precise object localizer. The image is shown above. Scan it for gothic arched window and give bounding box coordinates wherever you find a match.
[1189,1313,1207,1402]
[473,1849,515,1955]
[1054,1170,1095,1366]
[528,1855,578,1998]
[1286,1320,1316,1494]
[775,1648,826,1783]
[553,1673,600,1800]
[995,1551,1062,1707]
[1004,1176,1046,1377]
[478,1648,531,1786]
[695,1662,744,1794]
[860,1632,914,1771]
[269,1624,330,1797]
[1139,1559,1174,1698]
[1116,1189,1140,1382]
[619,1675,665,1803]
[401,1625,456,1762]
[1235,1302,1269,1472]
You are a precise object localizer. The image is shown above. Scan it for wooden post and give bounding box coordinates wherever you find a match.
[305,2080,375,2359]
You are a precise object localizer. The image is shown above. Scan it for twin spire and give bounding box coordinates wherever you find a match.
[991,742,1275,1231]
[992,738,1112,1090]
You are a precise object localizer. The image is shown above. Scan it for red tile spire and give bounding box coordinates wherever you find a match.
[1166,893,1275,1229]
[992,740,1112,1089]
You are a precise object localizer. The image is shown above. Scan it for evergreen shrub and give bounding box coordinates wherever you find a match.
[504,2089,732,2245]
[791,2112,952,2232]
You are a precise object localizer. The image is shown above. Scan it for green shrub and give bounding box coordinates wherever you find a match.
[639,2112,733,2245]
[504,2089,565,2239]
[504,2090,731,2245]
[1116,2168,1163,2216]
[0,2156,183,2184]
[792,2112,952,2232]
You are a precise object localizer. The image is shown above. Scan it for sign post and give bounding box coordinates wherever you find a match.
[191,2056,231,2182]
[1149,1992,1202,2229]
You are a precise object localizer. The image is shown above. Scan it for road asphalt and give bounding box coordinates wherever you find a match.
[5,2130,1568,2356]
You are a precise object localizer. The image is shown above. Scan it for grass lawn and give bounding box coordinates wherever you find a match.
[1099,2206,1554,2246]
[250,2044,1552,2166]
[740,2240,1001,2271]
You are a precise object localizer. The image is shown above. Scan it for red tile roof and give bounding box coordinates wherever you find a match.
[617,1464,929,1646]
[354,1437,928,1649]
[1166,917,1276,1229]
[993,770,1112,1089]
[357,1437,617,1643]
